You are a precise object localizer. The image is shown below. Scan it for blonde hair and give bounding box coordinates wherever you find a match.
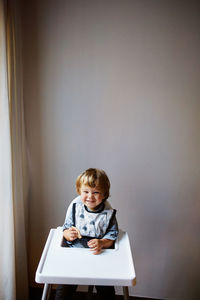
[76,168,110,201]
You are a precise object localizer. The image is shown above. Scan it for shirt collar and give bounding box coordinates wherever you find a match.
[84,202,105,213]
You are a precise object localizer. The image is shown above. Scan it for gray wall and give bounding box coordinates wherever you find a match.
[22,1,200,299]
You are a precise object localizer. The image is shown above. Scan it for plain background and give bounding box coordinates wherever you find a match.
[21,0,200,299]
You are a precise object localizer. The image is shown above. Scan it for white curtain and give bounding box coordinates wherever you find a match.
[0,0,29,299]
[0,1,16,298]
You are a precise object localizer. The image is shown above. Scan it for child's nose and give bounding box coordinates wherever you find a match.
[88,192,93,199]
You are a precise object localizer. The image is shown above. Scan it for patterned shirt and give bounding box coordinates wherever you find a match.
[63,196,118,241]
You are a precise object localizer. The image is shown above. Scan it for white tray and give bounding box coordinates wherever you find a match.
[35,227,136,286]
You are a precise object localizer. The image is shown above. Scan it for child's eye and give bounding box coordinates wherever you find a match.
[94,192,99,194]
[84,191,88,193]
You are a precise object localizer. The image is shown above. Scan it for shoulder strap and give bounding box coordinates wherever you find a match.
[105,209,116,232]
[72,203,76,226]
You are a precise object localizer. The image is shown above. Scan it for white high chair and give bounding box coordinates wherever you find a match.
[35,227,136,299]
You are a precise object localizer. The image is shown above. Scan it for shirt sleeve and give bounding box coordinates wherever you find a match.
[63,196,81,231]
[103,214,119,240]
[63,202,74,231]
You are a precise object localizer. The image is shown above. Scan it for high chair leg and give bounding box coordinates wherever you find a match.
[41,283,51,300]
[123,286,129,300]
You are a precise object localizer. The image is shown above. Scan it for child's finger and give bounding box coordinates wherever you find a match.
[71,232,77,238]
[90,247,102,255]
[69,227,77,233]
[88,241,97,248]
[71,226,82,238]
[88,239,98,246]
[68,228,78,240]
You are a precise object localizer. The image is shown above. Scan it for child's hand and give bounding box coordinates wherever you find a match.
[63,227,78,241]
[87,239,103,255]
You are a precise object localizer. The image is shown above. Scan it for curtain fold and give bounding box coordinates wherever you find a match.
[0,0,16,299]
[0,0,29,299]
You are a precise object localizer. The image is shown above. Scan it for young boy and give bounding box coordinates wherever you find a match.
[55,168,118,299]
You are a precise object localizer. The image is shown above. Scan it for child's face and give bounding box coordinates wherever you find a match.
[80,184,104,211]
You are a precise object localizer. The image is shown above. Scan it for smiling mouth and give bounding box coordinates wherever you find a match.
[86,200,95,204]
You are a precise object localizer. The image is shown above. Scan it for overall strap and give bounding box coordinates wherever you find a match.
[72,203,76,226]
[105,209,117,234]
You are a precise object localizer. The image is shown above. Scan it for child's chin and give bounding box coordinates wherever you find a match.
[87,205,96,210]
[86,201,95,206]
[88,205,95,209]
